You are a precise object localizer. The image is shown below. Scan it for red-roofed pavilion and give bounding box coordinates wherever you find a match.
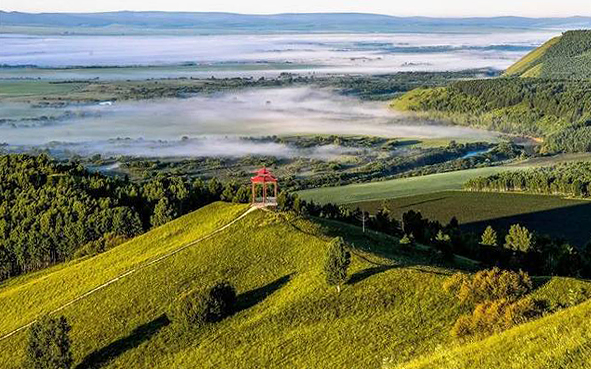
[251,167,278,206]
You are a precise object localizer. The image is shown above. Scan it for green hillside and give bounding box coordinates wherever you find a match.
[504,30,591,79]
[1,201,590,368]
[503,36,561,77]
[389,282,591,369]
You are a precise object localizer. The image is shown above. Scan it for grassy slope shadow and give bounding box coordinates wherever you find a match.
[76,315,171,369]
[234,274,292,314]
[76,275,292,369]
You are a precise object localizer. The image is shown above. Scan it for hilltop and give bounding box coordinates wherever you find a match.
[0,201,589,368]
[505,30,591,79]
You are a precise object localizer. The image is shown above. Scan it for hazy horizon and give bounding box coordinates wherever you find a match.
[2,0,591,18]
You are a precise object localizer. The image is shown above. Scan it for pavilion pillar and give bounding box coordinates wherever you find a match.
[263,181,267,204]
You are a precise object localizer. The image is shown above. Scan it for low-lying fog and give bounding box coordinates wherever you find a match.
[0,31,557,78]
[0,87,499,158]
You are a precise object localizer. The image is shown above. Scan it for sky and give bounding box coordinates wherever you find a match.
[1,0,590,18]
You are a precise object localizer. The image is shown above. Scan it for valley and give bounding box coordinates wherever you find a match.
[3,10,591,369]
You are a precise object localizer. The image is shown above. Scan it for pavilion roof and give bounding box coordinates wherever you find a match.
[251,167,277,183]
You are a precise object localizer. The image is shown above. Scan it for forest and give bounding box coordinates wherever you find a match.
[0,154,251,280]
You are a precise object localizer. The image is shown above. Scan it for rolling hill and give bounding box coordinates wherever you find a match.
[504,30,591,79]
[1,201,590,368]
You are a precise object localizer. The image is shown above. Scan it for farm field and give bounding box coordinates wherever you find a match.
[1,201,586,368]
[298,166,523,204]
[350,191,591,245]
[0,80,87,97]
[298,153,591,205]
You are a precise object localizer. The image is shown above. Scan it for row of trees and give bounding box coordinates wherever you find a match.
[464,162,591,198]
[0,154,252,281]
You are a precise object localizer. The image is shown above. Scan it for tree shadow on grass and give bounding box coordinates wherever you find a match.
[234,274,292,314]
[75,314,170,369]
[348,265,396,285]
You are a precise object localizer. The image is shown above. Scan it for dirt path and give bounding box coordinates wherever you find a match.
[0,206,257,342]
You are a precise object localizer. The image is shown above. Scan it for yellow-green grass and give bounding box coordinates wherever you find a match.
[348,191,591,245]
[390,280,591,369]
[503,35,561,77]
[0,201,588,368]
[298,167,524,205]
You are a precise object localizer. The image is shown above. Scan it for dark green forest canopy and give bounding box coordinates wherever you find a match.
[0,154,247,281]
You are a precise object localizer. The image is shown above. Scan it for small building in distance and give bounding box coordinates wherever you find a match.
[251,167,278,207]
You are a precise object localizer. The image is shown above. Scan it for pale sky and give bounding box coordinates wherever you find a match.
[1,0,590,18]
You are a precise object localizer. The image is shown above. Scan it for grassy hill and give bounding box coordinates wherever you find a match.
[1,201,589,368]
[388,281,591,369]
[504,30,591,79]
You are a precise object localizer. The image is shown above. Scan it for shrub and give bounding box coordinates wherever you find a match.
[451,297,546,340]
[25,315,73,369]
[445,267,533,304]
[169,282,237,330]
[323,237,351,293]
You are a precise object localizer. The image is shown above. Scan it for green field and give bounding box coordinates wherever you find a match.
[298,167,522,205]
[350,191,591,245]
[0,80,87,97]
[1,201,588,368]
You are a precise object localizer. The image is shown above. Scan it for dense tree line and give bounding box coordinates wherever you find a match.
[399,78,591,152]
[0,154,250,281]
[464,162,591,198]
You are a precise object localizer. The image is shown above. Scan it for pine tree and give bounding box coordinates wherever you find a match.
[323,237,351,293]
[481,226,498,247]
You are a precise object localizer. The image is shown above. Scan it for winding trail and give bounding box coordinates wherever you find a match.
[0,206,257,342]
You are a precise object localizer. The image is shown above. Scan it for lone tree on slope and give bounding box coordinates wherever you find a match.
[324,237,351,293]
[25,315,73,369]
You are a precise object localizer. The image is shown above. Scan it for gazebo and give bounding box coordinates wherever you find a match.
[251,167,278,206]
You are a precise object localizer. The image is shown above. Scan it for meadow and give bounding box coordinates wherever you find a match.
[298,167,520,204]
[1,201,586,368]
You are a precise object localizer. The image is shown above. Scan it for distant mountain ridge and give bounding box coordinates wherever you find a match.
[1,11,591,34]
